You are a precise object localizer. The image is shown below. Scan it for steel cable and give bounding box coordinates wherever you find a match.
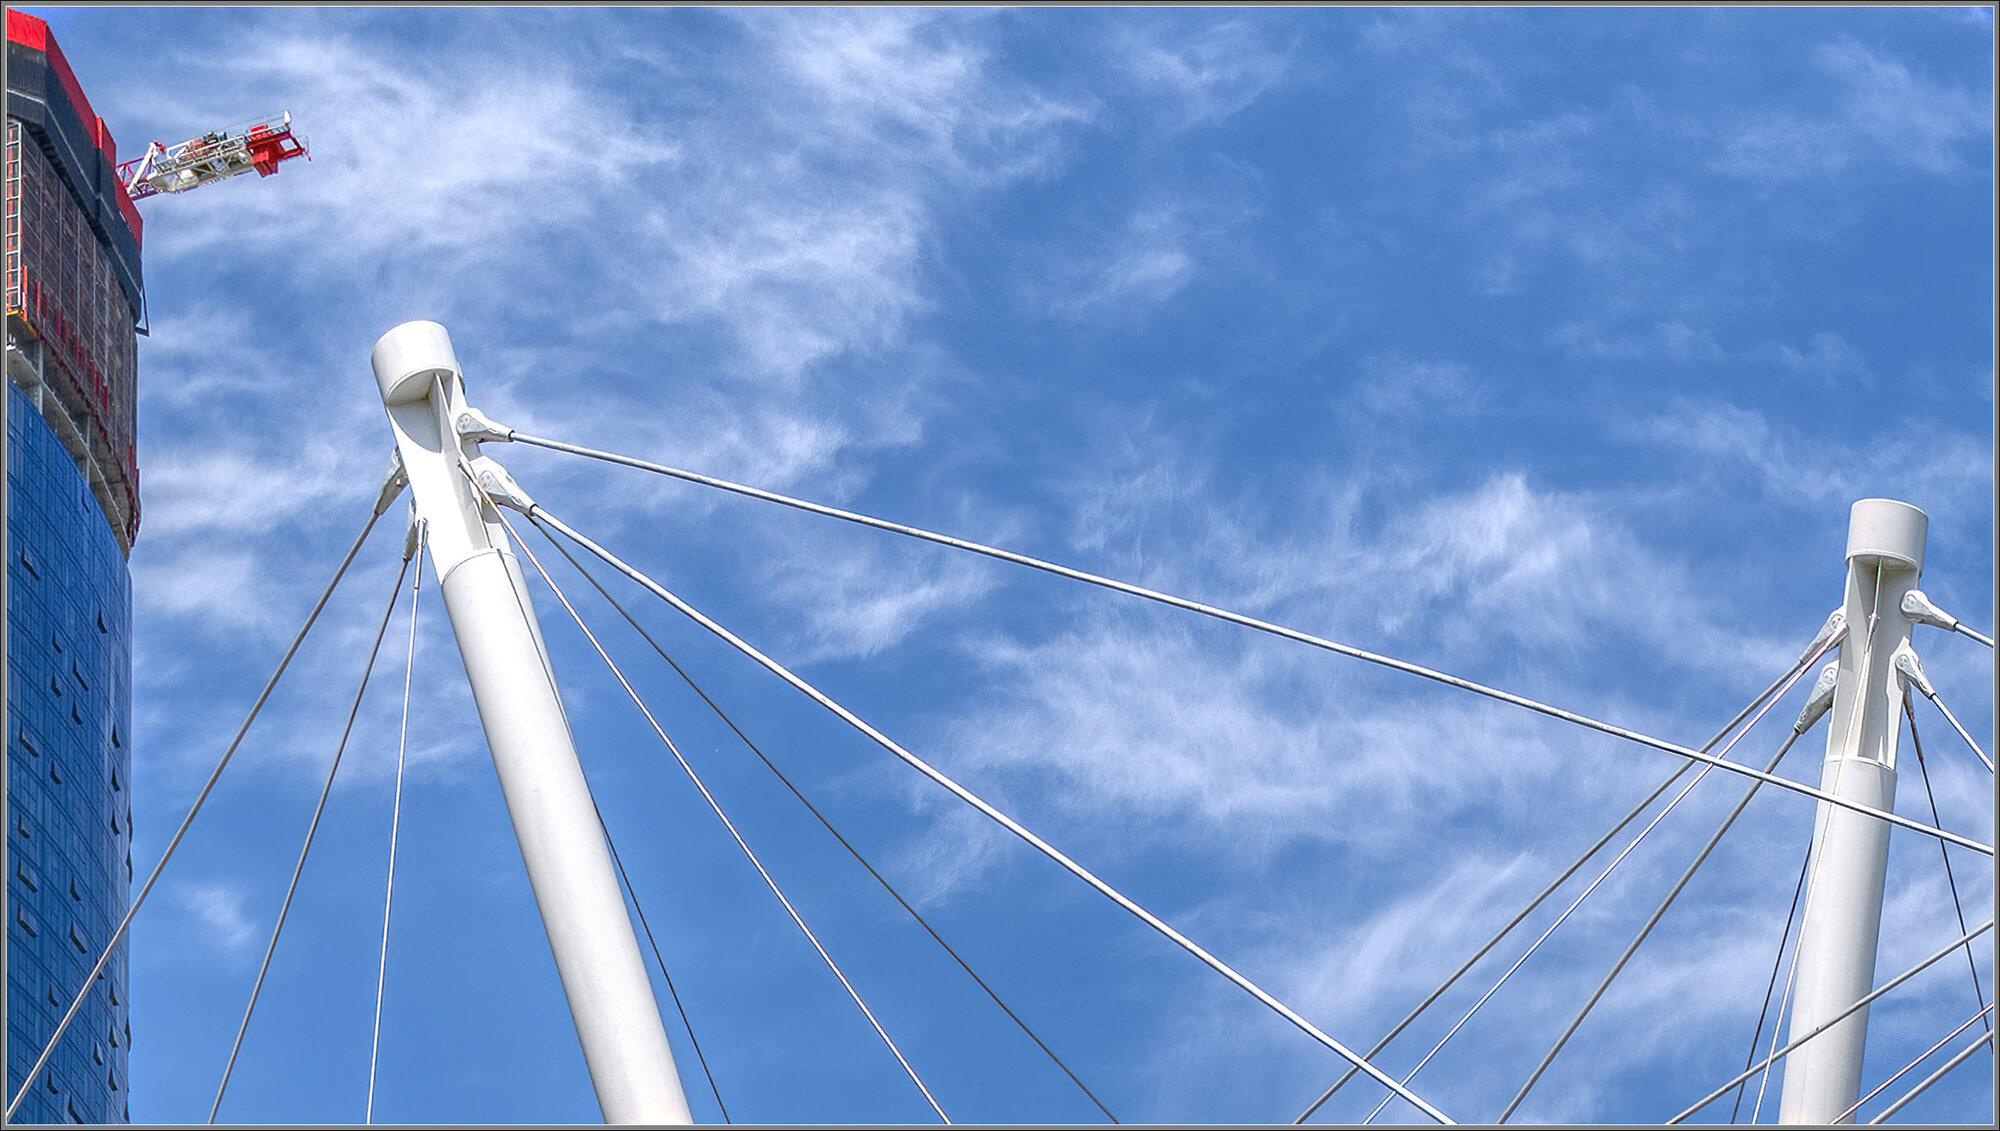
[1952,623,1995,649]
[1834,1004,1993,1123]
[1361,644,1827,1125]
[1498,727,1808,1122]
[502,431,1991,858]
[367,520,425,1123]
[594,798,731,1123]
[1666,917,1996,1123]
[1294,636,1824,1124]
[1750,834,1810,1122]
[1864,1024,1995,1123]
[536,520,1115,1122]
[1751,836,1823,1124]
[499,507,951,1123]
[1359,769,1713,1125]
[1919,688,1994,773]
[525,502,1455,1124]
[1726,834,1813,1124]
[6,502,392,1121]
[210,546,414,1123]
[1904,696,1990,1035]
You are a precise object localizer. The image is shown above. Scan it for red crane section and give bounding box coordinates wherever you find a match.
[116,112,309,201]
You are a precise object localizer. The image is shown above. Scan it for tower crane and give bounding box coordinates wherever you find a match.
[115,111,309,200]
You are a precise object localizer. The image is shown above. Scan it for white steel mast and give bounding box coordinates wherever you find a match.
[369,321,692,1124]
[1778,498,1927,1123]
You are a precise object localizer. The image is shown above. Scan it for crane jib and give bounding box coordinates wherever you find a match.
[115,111,309,200]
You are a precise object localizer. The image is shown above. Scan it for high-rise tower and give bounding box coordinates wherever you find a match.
[5,9,142,1123]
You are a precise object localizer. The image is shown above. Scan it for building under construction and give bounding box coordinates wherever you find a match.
[6,13,307,1122]
[4,9,143,551]
[6,9,141,1124]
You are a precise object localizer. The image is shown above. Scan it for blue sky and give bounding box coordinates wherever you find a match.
[21,5,1994,1124]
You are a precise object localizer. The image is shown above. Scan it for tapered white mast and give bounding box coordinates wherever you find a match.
[369,321,692,1125]
[1778,499,1926,1124]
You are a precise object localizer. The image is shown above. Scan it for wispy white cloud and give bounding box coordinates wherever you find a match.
[1074,434,1791,678]
[132,303,274,410]
[760,526,998,663]
[1717,37,1989,183]
[1772,331,1872,387]
[1816,36,1992,175]
[177,880,257,953]
[1031,159,1267,323]
[629,8,1088,385]
[1551,319,1726,365]
[1357,8,1513,147]
[1278,852,1544,1029]
[1117,805,1824,1125]
[1368,474,1798,678]
[1342,24,1714,299]
[933,606,1740,881]
[126,431,404,672]
[1352,355,1485,420]
[1057,206,1198,317]
[126,6,1089,448]
[1631,400,1992,528]
[852,387,1978,1118]
[888,448,1797,903]
[892,801,1020,910]
[123,22,667,278]
[1551,320,1883,392]
[138,444,363,539]
[132,544,282,634]
[119,7,1099,775]
[1114,17,1294,130]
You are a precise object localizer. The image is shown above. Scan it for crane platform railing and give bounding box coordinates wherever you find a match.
[116,112,308,200]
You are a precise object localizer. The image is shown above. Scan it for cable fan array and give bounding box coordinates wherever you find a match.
[10,417,1992,1126]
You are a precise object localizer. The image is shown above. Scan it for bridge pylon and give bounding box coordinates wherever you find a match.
[370,320,692,1125]
[1778,499,1927,1123]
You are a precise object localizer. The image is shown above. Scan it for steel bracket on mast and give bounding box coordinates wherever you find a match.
[456,405,517,445]
[1900,589,1958,634]
[1890,644,1934,699]
[374,448,409,516]
[402,506,424,563]
[1802,608,1847,663]
[1795,662,1840,734]
[468,455,535,513]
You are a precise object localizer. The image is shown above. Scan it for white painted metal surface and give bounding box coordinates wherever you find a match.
[1778,498,1927,1124]
[369,321,691,1125]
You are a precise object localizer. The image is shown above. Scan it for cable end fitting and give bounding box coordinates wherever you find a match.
[1795,662,1840,734]
[374,448,409,516]
[469,455,536,514]
[1892,644,1935,700]
[455,405,516,445]
[402,506,424,563]
[1800,608,1848,664]
[1901,589,1959,634]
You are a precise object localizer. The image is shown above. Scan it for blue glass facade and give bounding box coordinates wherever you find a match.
[7,381,133,1124]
